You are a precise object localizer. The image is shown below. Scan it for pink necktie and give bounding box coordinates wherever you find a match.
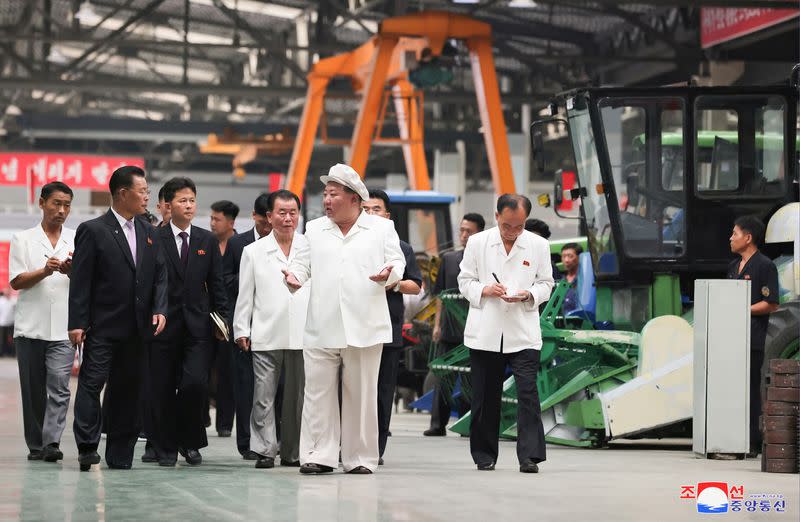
[124,220,137,266]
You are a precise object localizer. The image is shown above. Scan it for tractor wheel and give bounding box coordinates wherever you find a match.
[761,301,800,394]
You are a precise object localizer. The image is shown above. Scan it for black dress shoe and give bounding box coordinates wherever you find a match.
[346,466,373,475]
[280,459,301,467]
[378,457,384,466]
[179,448,202,466]
[477,462,495,471]
[141,444,158,463]
[106,462,132,470]
[242,450,260,461]
[255,456,275,469]
[43,444,63,462]
[158,458,177,467]
[217,429,232,438]
[27,450,43,461]
[423,428,446,437]
[299,463,334,474]
[519,459,539,473]
[78,451,101,471]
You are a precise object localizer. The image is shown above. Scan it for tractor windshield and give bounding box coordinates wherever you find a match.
[566,99,618,275]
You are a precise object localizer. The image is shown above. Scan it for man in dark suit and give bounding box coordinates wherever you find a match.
[147,177,230,466]
[425,212,485,436]
[362,190,423,465]
[223,192,271,459]
[207,200,240,437]
[69,165,168,471]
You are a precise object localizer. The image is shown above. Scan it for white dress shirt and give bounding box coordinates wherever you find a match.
[290,211,405,349]
[170,221,192,256]
[233,232,310,351]
[110,206,134,230]
[458,227,554,353]
[8,224,76,341]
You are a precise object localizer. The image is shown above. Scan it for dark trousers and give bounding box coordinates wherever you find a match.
[232,348,254,455]
[148,333,211,458]
[469,347,546,466]
[1,326,14,356]
[377,347,402,457]
[74,335,143,467]
[429,340,468,431]
[208,338,235,432]
[750,350,764,453]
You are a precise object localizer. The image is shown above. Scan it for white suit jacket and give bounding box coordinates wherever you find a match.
[458,227,554,353]
[9,224,75,341]
[233,232,310,351]
[290,211,405,349]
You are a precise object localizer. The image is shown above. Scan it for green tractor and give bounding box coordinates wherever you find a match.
[431,75,799,447]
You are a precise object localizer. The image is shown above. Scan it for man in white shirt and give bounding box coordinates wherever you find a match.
[234,190,309,469]
[458,194,554,473]
[285,164,405,474]
[8,181,76,462]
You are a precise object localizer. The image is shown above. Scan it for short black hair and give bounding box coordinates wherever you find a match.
[734,215,766,247]
[267,190,301,212]
[142,210,159,225]
[253,192,271,216]
[462,212,485,232]
[161,176,197,202]
[109,165,146,197]
[525,218,551,239]
[561,242,583,255]
[157,184,167,202]
[211,200,240,220]
[367,189,391,213]
[496,194,532,217]
[40,181,73,201]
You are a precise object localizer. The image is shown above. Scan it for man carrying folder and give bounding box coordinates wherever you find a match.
[146,176,230,466]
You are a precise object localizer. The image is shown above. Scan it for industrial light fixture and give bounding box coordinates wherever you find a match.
[451,0,481,4]
[508,0,538,7]
[74,1,97,21]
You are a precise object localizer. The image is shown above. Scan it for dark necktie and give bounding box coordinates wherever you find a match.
[179,231,189,267]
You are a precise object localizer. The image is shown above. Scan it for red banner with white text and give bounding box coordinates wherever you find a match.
[0,242,9,292]
[701,7,800,48]
[0,153,145,201]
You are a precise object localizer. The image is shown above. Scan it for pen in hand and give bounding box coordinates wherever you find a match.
[492,272,501,284]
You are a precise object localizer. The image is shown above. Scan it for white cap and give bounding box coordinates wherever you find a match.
[320,163,369,201]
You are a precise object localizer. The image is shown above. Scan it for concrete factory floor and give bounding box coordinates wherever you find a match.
[0,358,796,521]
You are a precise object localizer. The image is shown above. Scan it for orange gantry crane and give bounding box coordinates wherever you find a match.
[285,11,516,196]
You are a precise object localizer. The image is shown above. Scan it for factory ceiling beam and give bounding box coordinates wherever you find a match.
[0,76,547,104]
[59,0,167,77]
[210,0,306,82]
[0,35,352,55]
[327,0,378,35]
[0,43,35,75]
[481,19,595,50]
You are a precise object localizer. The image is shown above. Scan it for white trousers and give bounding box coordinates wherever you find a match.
[299,344,382,472]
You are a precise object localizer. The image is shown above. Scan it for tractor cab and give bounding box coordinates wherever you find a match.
[532,81,799,329]
[385,190,456,256]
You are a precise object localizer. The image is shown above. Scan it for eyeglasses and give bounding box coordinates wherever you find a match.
[124,188,151,196]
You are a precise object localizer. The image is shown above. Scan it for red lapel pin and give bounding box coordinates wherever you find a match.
[197,249,206,256]
[522,260,530,267]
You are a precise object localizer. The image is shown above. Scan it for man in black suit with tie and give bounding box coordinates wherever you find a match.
[147,177,230,466]
[69,166,168,471]
[224,192,271,459]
